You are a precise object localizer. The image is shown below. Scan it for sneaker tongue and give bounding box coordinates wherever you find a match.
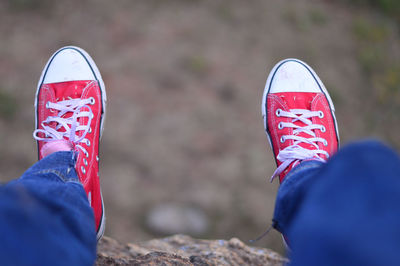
[276,92,320,151]
[49,80,92,100]
[277,92,316,110]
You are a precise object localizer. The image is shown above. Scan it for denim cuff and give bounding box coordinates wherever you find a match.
[22,151,81,184]
[273,160,324,235]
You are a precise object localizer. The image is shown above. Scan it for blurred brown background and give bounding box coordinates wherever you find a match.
[0,0,399,255]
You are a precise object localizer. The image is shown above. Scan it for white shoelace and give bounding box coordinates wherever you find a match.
[270,109,329,182]
[33,96,94,157]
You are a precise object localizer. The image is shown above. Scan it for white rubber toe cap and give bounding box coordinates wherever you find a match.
[269,60,321,93]
[43,48,95,84]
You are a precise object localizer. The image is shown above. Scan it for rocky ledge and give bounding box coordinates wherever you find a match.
[96,235,287,265]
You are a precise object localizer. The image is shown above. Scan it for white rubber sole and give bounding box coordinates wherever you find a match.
[261,58,340,149]
[34,46,107,241]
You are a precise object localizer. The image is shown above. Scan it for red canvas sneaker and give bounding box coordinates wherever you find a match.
[33,46,107,241]
[262,59,339,183]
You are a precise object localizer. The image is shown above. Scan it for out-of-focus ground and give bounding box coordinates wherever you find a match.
[0,0,399,255]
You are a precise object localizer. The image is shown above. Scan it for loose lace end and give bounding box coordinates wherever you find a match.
[249,224,273,243]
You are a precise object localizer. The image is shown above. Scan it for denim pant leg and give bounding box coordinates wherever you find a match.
[273,160,324,237]
[274,140,400,266]
[0,151,96,266]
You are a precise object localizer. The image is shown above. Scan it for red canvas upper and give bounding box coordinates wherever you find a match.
[36,80,104,234]
[267,91,338,183]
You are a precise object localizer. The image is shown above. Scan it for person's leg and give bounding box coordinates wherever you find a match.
[0,46,107,265]
[262,59,400,265]
[0,151,96,265]
[34,46,107,240]
[260,59,338,261]
[261,58,339,235]
[286,140,400,266]
[272,159,324,237]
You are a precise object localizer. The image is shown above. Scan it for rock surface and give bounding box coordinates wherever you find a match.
[97,235,287,265]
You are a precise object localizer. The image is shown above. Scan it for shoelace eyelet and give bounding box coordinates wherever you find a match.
[83,158,88,166]
[89,97,95,105]
[321,126,326,132]
[323,140,328,146]
[318,111,324,118]
[81,166,86,174]
[88,127,92,134]
[276,109,282,117]
[280,136,285,143]
[96,155,99,162]
[45,102,56,113]
[86,139,91,147]
[278,122,284,130]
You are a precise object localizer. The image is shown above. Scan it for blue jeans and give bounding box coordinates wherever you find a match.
[1,151,96,266]
[274,140,400,265]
